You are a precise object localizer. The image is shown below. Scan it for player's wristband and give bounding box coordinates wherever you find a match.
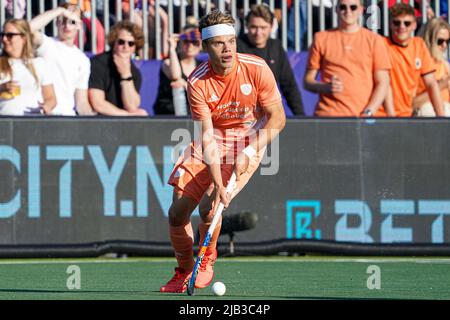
[242,145,256,159]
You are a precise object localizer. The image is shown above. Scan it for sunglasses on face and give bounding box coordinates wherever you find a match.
[392,20,413,27]
[0,32,23,40]
[182,40,201,46]
[57,17,77,26]
[117,39,136,47]
[437,38,450,46]
[339,4,358,11]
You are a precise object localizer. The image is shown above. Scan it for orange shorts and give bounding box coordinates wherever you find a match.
[168,142,265,204]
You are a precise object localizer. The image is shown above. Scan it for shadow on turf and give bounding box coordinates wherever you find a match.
[149,290,397,300]
[0,289,401,300]
[0,288,149,295]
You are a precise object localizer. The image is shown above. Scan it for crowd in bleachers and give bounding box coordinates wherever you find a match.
[0,0,450,117]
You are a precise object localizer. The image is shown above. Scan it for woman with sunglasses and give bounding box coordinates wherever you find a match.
[413,18,450,116]
[88,20,148,116]
[0,19,56,116]
[153,23,203,115]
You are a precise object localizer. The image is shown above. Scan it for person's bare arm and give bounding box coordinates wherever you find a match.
[413,75,449,110]
[40,84,57,114]
[362,70,390,116]
[423,72,445,116]
[196,118,229,209]
[75,89,97,115]
[304,69,343,95]
[382,85,396,117]
[159,6,170,58]
[162,34,182,80]
[234,101,286,181]
[29,7,80,46]
[88,88,146,116]
[113,54,141,111]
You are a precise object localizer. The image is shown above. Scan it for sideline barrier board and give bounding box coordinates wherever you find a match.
[0,118,450,256]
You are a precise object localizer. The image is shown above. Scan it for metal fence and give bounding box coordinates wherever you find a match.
[0,0,448,59]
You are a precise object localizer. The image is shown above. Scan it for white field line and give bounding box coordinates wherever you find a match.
[0,257,450,265]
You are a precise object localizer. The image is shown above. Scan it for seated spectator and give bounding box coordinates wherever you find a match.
[238,4,304,116]
[30,2,95,116]
[153,24,202,115]
[88,20,148,116]
[0,19,56,116]
[413,18,450,116]
[304,0,390,117]
[378,3,444,117]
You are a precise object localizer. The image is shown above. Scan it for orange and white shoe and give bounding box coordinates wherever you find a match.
[194,248,217,288]
[160,267,191,293]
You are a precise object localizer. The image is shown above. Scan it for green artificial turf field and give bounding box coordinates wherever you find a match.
[0,256,449,300]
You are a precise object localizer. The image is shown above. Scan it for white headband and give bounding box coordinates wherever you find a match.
[201,24,236,40]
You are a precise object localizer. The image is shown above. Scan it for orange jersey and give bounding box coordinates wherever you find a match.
[307,27,391,117]
[416,59,450,103]
[169,53,280,203]
[377,37,436,117]
[187,53,282,129]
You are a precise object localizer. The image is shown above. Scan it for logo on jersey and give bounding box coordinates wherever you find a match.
[208,93,219,103]
[240,84,252,96]
[174,168,185,178]
[415,57,422,69]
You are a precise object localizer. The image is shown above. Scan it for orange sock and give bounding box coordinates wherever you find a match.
[198,217,222,252]
[169,223,194,272]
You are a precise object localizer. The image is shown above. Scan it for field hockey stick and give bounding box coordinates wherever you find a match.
[187,172,237,296]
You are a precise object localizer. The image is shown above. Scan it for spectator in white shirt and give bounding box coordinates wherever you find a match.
[30,2,96,116]
[0,19,56,116]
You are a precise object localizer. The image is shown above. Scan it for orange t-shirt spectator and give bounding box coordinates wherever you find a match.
[306,28,391,117]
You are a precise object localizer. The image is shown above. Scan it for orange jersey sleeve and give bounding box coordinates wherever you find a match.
[187,61,211,121]
[418,38,436,76]
[256,58,283,108]
[306,32,322,71]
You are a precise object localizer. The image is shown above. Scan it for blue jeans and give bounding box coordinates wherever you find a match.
[288,0,308,51]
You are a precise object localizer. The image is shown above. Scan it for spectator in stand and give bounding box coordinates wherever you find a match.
[304,0,391,117]
[377,0,435,35]
[0,19,56,116]
[30,2,95,116]
[378,3,444,117]
[69,0,106,54]
[3,0,26,19]
[88,20,148,116]
[288,0,307,51]
[134,0,169,59]
[413,18,450,116]
[159,0,193,33]
[153,23,202,115]
[238,4,305,116]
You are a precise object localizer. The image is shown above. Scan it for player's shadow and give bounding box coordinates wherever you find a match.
[0,288,149,295]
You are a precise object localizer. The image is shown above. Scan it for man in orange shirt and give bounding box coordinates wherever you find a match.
[160,10,286,294]
[304,0,391,117]
[378,3,444,117]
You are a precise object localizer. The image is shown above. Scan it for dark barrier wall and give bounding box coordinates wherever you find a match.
[1,118,450,256]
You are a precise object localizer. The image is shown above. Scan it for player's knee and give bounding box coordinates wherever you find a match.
[168,200,195,226]
[199,207,214,222]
